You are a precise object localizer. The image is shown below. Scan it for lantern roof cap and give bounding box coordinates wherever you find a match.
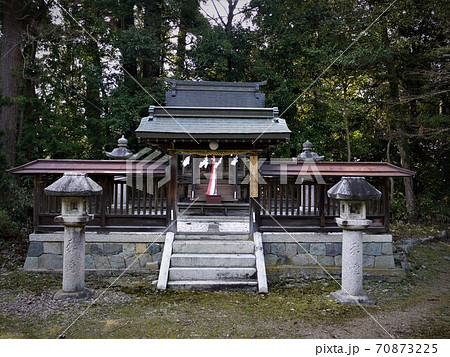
[106,135,134,159]
[327,176,381,200]
[297,140,324,161]
[44,173,103,197]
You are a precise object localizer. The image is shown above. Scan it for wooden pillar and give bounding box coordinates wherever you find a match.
[167,150,178,232]
[191,154,196,200]
[382,178,390,231]
[249,153,259,233]
[33,175,41,232]
[249,154,259,198]
[319,184,326,228]
[99,176,108,227]
[233,156,238,201]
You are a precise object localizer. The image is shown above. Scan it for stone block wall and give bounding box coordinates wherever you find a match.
[25,232,398,276]
[24,233,165,272]
[262,233,395,270]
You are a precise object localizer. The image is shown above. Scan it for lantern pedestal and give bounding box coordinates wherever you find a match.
[331,219,373,304]
[54,288,93,300]
[330,290,373,304]
[54,215,93,300]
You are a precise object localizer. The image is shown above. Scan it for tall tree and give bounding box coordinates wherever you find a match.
[0,0,24,166]
[190,0,256,82]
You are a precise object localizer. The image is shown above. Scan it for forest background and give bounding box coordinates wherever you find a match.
[0,0,449,241]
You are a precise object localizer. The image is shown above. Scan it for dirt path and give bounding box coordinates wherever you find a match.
[310,242,450,339]
[314,274,448,338]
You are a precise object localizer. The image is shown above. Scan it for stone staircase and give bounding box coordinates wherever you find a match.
[157,232,267,292]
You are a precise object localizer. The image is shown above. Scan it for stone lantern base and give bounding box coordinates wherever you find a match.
[331,290,373,305]
[54,288,93,301]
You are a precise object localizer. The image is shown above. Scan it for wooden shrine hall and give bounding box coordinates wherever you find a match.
[9,80,414,234]
[8,80,414,290]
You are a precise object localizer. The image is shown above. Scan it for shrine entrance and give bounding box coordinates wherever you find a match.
[178,154,249,217]
[175,152,251,235]
[164,150,262,234]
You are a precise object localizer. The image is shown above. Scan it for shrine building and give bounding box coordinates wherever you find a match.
[8,80,414,291]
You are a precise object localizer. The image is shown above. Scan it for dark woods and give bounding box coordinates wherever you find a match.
[0,0,449,237]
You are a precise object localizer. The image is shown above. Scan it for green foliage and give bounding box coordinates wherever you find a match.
[414,194,450,224]
[0,143,33,241]
[1,0,449,226]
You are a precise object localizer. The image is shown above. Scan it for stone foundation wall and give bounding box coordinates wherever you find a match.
[24,233,165,272]
[24,232,399,278]
[262,233,395,269]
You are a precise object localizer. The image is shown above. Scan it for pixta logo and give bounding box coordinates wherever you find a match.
[126,148,171,192]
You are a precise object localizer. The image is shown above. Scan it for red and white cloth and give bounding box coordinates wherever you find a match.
[206,156,222,196]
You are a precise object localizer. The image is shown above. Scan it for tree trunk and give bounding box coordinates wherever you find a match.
[175,23,187,78]
[85,38,104,158]
[382,24,415,214]
[0,0,24,166]
[142,0,163,79]
[226,0,238,32]
[397,140,415,214]
[120,3,137,78]
[386,133,395,199]
[343,84,351,161]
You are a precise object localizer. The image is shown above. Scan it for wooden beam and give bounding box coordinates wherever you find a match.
[249,153,259,198]
[233,158,238,200]
[319,185,325,227]
[249,153,260,233]
[191,154,196,200]
[167,150,178,232]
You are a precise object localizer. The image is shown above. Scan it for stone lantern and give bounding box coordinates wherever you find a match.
[327,176,381,304]
[105,135,134,159]
[45,173,102,300]
[297,140,324,162]
[297,140,324,212]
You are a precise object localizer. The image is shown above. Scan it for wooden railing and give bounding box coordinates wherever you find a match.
[260,182,324,216]
[256,179,388,233]
[34,174,389,233]
[36,175,167,232]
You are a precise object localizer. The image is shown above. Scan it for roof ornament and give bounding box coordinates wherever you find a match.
[105,135,134,160]
[297,140,324,162]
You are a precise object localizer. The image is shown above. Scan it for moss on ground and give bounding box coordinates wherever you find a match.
[390,223,448,241]
[0,239,448,338]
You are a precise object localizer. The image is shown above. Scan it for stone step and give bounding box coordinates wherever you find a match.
[175,234,250,240]
[169,267,257,280]
[178,215,249,223]
[167,280,257,291]
[170,253,256,267]
[172,240,255,254]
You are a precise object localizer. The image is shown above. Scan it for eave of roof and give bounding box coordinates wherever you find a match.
[8,159,415,177]
[7,159,167,175]
[135,106,291,140]
[261,162,415,177]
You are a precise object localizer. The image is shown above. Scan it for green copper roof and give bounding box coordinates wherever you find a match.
[135,106,291,141]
